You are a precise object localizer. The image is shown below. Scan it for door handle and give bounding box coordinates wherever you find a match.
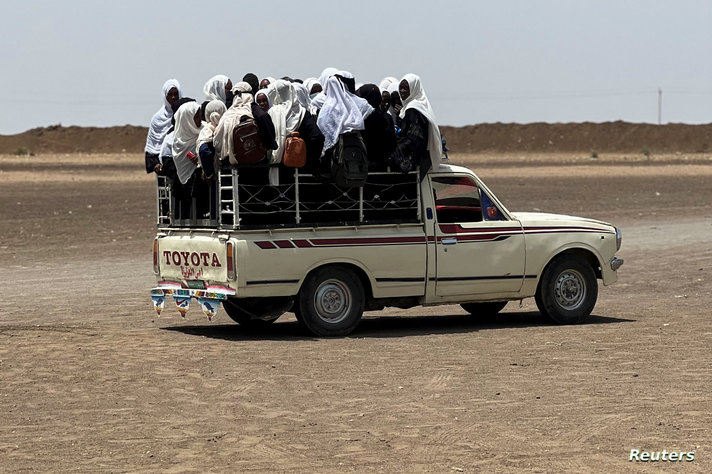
[441,237,457,245]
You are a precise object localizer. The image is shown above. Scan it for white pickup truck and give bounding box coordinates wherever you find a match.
[150,164,623,336]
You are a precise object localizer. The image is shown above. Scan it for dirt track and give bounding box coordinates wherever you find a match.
[1,153,710,472]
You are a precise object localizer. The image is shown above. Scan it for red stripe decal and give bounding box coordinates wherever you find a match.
[311,236,426,246]
[294,239,313,248]
[256,241,277,249]
[275,240,295,248]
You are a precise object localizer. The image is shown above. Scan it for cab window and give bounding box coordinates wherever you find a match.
[431,176,482,223]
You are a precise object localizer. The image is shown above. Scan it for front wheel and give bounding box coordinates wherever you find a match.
[297,267,365,336]
[535,255,597,324]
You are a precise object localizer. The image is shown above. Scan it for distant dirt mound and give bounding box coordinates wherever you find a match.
[440,121,712,154]
[0,125,147,154]
[2,121,712,155]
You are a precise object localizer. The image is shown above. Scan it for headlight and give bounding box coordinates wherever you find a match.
[615,227,622,251]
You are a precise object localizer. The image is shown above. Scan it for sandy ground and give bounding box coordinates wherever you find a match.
[0,152,710,472]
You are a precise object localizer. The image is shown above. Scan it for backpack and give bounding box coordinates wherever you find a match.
[283,131,307,168]
[230,118,266,165]
[331,131,368,187]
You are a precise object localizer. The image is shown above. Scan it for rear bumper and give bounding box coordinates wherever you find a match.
[150,283,236,320]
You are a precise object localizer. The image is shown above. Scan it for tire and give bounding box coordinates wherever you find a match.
[297,266,365,336]
[223,297,290,329]
[460,301,508,317]
[535,255,598,324]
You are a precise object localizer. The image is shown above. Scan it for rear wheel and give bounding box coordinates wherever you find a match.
[460,301,507,317]
[535,255,597,324]
[223,297,291,329]
[297,266,364,336]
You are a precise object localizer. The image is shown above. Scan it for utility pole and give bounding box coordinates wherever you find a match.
[658,87,662,125]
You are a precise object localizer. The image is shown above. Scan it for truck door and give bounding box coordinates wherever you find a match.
[431,175,526,297]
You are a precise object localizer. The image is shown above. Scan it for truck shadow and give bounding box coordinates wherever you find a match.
[163,312,634,341]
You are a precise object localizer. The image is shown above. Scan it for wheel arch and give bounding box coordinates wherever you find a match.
[537,247,603,292]
[299,260,374,301]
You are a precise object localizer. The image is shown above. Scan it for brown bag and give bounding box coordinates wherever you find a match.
[230,119,266,165]
[283,131,307,168]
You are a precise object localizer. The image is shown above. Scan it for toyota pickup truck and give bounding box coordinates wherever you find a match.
[150,164,623,336]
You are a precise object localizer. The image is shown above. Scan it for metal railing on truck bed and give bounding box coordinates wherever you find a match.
[156,166,421,230]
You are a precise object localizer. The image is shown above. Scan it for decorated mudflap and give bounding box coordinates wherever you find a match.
[150,283,235,321]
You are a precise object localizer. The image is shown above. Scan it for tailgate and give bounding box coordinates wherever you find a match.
[157,234,230,282]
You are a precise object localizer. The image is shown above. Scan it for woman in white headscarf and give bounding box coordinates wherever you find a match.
[316,76,373,156]
[145,78,181,174]
[304,77,322,98]
[267,80,325,184]
[379,76,398,92]
[170,101,202,218]
[266,80,305,184]
[196,100,227,179]
[203,74,232,105]
[172,102,202,185]
[310,67,339,112]
[213,82,255,164]
[255,88,272,112]
[393,73,443,177]
[292,82,315,116]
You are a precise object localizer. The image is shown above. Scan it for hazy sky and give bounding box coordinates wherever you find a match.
[2,0,712,134]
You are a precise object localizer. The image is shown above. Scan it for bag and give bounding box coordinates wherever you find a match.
[230,119,266,165]
[283,131,307,168]
[331,131,368,187]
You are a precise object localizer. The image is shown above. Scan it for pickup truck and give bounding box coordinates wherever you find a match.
[150,164,623,336]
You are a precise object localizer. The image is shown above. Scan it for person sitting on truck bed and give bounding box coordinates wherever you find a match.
[317,76,372,157]
[267,79,324,184]
[145,78,181,174]
[197,99,227,180]
[386,82,403,131]
[242,73,260,96]
[356,83,397,171]
[214,82,255,163]
[391,73,443,179]
[203,74,233,107]
[172,101,203,219]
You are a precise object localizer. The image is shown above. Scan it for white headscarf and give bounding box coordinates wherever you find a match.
[293,82,312,113]
[399,73,443,170]
[145,78,181,154]
[197,100,227,151]
[171,101,201,184]
[311,67,338,111]
[316,76,373,156]
[214,82,255,163]
[304,77,320,95]
[267,80,306,177]
[255,88,272,109]
[203,74,230,104]
[379,76,398,92]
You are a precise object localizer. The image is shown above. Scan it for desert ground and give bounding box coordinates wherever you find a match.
[1,151,710,472]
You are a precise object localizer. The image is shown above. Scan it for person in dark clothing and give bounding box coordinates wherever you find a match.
[356,84,397,171]
[242,73,260,95]
[295,110,325,177]
[251,99,278,151]
[391,74,443,179]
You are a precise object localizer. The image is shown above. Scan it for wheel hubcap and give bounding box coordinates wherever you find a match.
[554,269,586,310]
[314,279,351,323]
